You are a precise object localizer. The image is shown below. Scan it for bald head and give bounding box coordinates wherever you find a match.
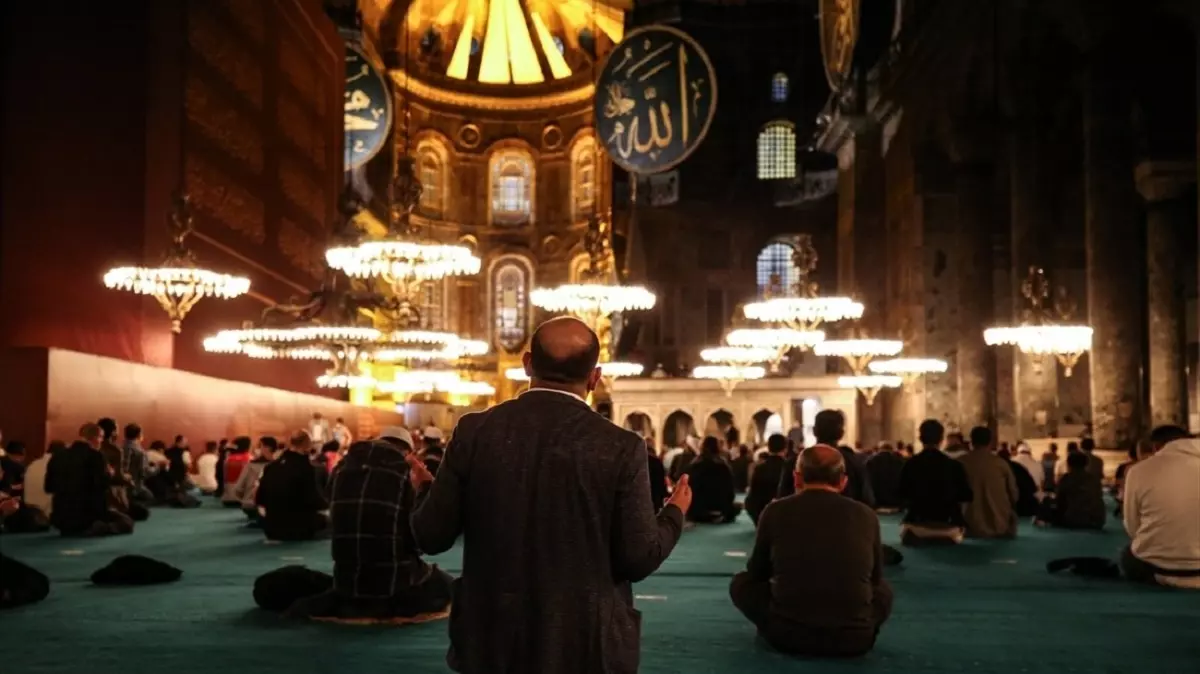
[527,316,601,385]
[795,444,846,487]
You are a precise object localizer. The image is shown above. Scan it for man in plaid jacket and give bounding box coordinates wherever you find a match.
[288,427,452,621]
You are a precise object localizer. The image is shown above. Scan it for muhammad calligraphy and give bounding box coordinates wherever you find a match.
[343,45,393,170]
[594,25,717,175]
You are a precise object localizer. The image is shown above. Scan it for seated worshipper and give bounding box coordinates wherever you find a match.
[120,423,153,507]
[731,444,751,493]
[777,410,875,509]
[896,419,972,545]
[255,431,328,541]
[647,439,668,511]
[144,440,170,473]
[1036,451,1105,530]
[730,445,892,658]
[958,426,1019,539]
[421,434,445,477]
[288,429,453,622]
[213,438,229,498]
[0,444,50,533]
[943,432,968,459]
[746,434,790,524]
[1002,449,1041,518]
[670,435,699,482]
[220,437,253,507]
[1122,426,1200,588]
[233,437,278,523]
[96,418,132,515]
[195,442,219,494]
[22,441,60,519]
[45,423,134,537]
[1012,443,1045,498]
[685,436,742,523]
[866,443,907,512]
[1041,444,1060,492]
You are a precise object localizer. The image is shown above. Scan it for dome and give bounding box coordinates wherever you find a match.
[372,0,628,91]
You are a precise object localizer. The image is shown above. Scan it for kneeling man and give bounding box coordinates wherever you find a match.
[289,427,452,621]
[730,445,892,657]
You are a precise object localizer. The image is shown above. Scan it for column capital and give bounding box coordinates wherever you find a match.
[1134,160,1196,202]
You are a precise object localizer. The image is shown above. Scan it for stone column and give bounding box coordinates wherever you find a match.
[1084,46,1145,449]
[850,122,888,448]
[1135,161,1192,427]
[1008,118,1058,438]
[954,162,996,431]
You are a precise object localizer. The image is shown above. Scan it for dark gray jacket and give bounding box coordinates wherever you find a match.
[412,389,685,674]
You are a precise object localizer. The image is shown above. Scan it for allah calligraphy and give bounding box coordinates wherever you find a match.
[594,25,717,175]
[819,0,860,91]
[343,44,393,170]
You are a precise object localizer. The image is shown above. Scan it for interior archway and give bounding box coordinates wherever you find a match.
[662,410,696,449]
[623,412,654,440]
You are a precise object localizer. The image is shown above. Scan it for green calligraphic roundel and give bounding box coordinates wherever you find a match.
[344,44,393,171]
[594,24,718,176]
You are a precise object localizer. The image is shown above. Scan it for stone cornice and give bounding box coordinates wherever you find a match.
[1134,160,1196,202]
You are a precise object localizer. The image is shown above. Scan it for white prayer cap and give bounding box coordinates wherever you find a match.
[378,426,414,450]
[424,426,444,440]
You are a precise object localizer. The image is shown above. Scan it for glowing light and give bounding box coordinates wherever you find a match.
[868,358,949,376]
[104,266,250,334]
[744,297,865,326]
[377,370,495,397]
[325,240,481,283]
[814,339,904,358]
[724,327,825,350]
[699,346,776,365]
[600,361,643,378]
[505,367,529,381]
[693,365,767,381]
[530,283,656,315]
[983,324,1092,376]
[838,374,902,406]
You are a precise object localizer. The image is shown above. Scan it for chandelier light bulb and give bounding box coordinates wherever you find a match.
[867,358,949,376]
[505,367,530,381]
[743,296,864,326]
[724,327,825,350]
[814,339,904,358]
[699,345,776,365]
[104,266,250,333]
[530,283,657,315]
[325,240,481,283]
[600,361,644,378]
[838,374,902,406]
[692,365,767,381]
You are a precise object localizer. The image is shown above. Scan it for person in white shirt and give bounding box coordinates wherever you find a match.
[195,442,219,494]
[332,418,353,450]
[1012,443,1044,496]
[1122,426,1200,589]
[309,413,331,444]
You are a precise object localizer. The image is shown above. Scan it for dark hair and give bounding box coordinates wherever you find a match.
[260,436,279,451]
[336,417,344,424]
[529,324,601,384]
[1149,425,1188,446]
[1067,451,1089,471]
[123,423,142,441]
[919,419,945,446]
[233,436,252,452]
[174,435,184,443]
[725,426,740,446]
[813,410,845,445]
[321,440,340,453]
[1080,438,1095,453]
[1065,441,1078,453]
[969,426,991,449]
[47,440,66,455]
[205,441,218,452]
[5,441,25,456]
[98,418,117,440]
[149,440,166,450]
[700,436,721,458]
[798,447,846,485]
[766,434,787,454]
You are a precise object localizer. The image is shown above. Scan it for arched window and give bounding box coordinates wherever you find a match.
[570,136,596,221]
[771,72,789,102]
[757,122,796,180]
[489,149,534,225]
[490,256,533,352]
[419,280,445,330]
[569,253,594,283]
[756,242,799,297]
[414,137,449,217]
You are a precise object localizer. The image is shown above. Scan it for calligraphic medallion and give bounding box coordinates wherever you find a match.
[594,25,717,175]
[819,0,860,92]
[344,44,393,170]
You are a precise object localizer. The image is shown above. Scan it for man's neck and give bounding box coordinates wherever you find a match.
[921,445,941,453]
[801,484,841,495]
[528,379,589,401]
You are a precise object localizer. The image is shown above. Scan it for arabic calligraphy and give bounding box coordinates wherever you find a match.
[594,25,717,175]
[343,45,392,170]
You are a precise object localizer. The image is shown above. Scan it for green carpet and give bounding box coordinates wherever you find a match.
[2,504,1198,673]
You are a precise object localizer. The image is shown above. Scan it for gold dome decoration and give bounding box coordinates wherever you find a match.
[399,0,628,86]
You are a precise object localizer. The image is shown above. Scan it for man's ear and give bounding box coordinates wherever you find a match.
[522,351,534,377]
[793,471,803,492]
[586,366,603,392]
[837,474,850,493]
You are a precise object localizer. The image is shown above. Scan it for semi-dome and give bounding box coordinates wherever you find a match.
[370,0,627,91]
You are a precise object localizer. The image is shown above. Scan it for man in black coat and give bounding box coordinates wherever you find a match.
[745,434,789,524]
[778,410,875,509]
[45,423,133,536]
[412,317,692,674]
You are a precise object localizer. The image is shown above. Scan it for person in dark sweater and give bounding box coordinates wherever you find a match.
[746,434,789,524]
[730,444,751,493]
[646,439,668,512]
[1036,451,1106,530]
[896,419,972,545]
[777,410,875,509]
[255,431,328,541]
[685,436,741,523]
[865,444,906,512]
[44,423,134,537]
[1002,452,1041,518]
[730,445,892,658]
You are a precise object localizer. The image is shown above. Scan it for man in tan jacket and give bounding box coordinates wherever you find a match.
[958,426,1019,538]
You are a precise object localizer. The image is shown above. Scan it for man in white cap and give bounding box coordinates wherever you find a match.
[289,426,451,621]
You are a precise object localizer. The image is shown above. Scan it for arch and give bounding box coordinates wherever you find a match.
[757,121,796,180]
[756,240,800,297]
[751,408,775,445]
[487,142,536,226]
[569,252,594,283]
[569,133,597,222]
[704,409,737,443]
[623,411,655,439]
[414,133,452,218]
[662,410,696,449]
[487,253,535,353]
[770,72,789,102]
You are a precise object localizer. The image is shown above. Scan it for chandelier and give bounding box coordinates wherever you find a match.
[838,375,902,406]
[104,194,250,333]
[867,357,949,385]
[742,234,863,335]
[692,364,767,397]
[983,266,1092,376]
[814,338,904,375]
[325,159,480,294]
[377,370,496,397]
[504,360,645,382]
[699,345,777,365]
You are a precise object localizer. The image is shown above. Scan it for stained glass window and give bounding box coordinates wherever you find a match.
[418,150,442,215]
[757,122,796,180]
[490,150,533,224]
[771,72,789,102]
[572,137,596,220]
[756,242,799,297]
[492,260,529,352]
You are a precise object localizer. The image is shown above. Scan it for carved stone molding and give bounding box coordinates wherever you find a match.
[1134,160,1196,202]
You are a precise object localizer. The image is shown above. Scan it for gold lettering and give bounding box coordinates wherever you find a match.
[613,103,675,160]
[678,45,689,145]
